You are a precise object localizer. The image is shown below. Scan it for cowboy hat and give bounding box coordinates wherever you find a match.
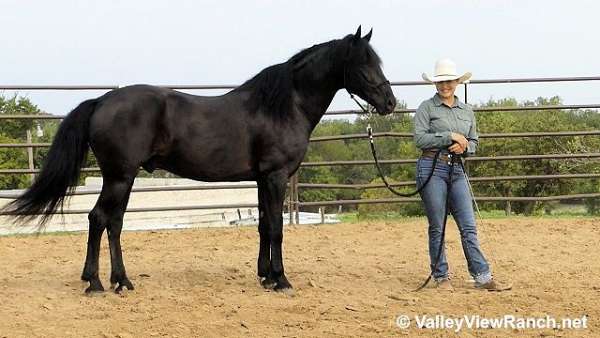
[422,58,472,83]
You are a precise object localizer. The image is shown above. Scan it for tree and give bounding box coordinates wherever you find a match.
[0,134,29,189]
[297,96,600,216]
[0,95,48,189]
[0,95,43,141]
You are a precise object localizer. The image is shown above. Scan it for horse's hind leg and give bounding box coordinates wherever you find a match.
[81,174,135,293]
[81,207,106,293]
[105,175,136,292]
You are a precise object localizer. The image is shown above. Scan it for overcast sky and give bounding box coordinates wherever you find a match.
[1,0,599,117]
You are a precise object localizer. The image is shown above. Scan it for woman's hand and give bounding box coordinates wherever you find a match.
[448,143,465,154]
[450,132,468,154]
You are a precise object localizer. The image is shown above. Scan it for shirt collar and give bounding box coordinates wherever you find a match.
[433,93,465,109]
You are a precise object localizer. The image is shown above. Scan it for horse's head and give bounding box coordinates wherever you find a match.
[342,26,396,115]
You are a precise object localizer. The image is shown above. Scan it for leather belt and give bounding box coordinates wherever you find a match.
[421,149,452,163]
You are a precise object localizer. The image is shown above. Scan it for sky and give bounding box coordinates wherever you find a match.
[1,0,599,117]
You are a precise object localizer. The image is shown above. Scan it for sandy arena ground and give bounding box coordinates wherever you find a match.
[1,217,599,338]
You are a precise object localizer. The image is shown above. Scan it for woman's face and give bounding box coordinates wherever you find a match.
[435,79,459,99]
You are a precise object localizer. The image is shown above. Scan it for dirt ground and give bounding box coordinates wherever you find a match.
[0,217,599,338]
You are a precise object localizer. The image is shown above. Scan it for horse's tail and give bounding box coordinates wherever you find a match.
[2,99,98,225]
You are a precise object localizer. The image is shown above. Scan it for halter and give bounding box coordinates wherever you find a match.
[342,62,390,115]
[343,64,440,198]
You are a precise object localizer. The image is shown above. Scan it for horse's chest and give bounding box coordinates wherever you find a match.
[256,139,308,174]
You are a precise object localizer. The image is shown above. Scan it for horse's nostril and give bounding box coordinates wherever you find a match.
[387,97,396,110]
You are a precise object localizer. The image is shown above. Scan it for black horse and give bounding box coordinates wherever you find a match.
[3,27,396,294]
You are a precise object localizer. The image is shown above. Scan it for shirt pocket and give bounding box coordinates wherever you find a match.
[428,110,449,132]
[455,111,473,135]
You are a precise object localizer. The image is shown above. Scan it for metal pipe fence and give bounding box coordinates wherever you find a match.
[3,103,600,119]
[4,130,600,149]
[1,76,600,221]
[298,193,600,208]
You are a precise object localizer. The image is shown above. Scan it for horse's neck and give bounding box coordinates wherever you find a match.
[293,63,341,130]
[295,90,336,129]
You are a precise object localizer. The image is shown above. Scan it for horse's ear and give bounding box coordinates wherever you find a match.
[363,28,372,42]
[353,25,362,41]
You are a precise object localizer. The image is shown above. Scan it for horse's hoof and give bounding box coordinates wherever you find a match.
[259,276,276,289]
[114,279,134,294]
[275,287,295,296]
[84,279,105,294]
[273,277,294,296]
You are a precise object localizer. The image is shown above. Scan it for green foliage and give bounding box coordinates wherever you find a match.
[0,134,29,189]
[358,177,424,216]
[0,95,42,141]
[298,96,600,216]
[469,96,600,215]
[0,95,48,189]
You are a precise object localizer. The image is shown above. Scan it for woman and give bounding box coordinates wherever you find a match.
[414,58,510,291]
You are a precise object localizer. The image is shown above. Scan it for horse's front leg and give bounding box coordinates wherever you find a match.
[256,178,275,289]
[260,170,293,293]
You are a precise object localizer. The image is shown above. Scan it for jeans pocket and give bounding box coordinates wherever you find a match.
[417,159,434,179]
[416,174,422,189]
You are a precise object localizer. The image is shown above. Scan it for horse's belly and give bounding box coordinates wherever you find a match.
[153,151,257,182]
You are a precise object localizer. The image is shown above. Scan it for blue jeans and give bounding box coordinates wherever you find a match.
[416,156,492,284]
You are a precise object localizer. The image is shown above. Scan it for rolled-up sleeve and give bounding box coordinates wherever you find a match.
[413,101,453,149]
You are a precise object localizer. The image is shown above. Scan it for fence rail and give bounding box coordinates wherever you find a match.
[298,193,600,207]
[3,104,600,120]
[0,203,259,216]
[4,130,600,149]
[300,153,600,167]
[1,76,600,222]
[1,152,598,175]
[309,130,600,142]
[297,173,600,190]
[322,104,600,116]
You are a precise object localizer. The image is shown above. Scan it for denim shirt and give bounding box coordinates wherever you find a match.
[413,93,479,155]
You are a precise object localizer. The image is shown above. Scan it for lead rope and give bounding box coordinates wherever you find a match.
[345,83,441,197]
[345,87,455,291]
[366,124,442,197]
[413,154,457,291]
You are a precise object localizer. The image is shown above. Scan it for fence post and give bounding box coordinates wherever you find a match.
[294,173,300,225]
[288,175,295,225]
[319,207,325,225]
[505,187,512,216]
[26,129,35,183]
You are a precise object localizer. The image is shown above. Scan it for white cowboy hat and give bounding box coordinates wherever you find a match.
[422,58,472,83]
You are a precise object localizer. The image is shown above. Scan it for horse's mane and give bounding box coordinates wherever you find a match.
[234,61,296,119]
[235,34,381,119]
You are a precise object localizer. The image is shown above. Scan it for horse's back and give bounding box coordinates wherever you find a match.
[88,84,258,180]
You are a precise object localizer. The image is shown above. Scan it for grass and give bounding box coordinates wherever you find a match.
[337,205,599,223]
